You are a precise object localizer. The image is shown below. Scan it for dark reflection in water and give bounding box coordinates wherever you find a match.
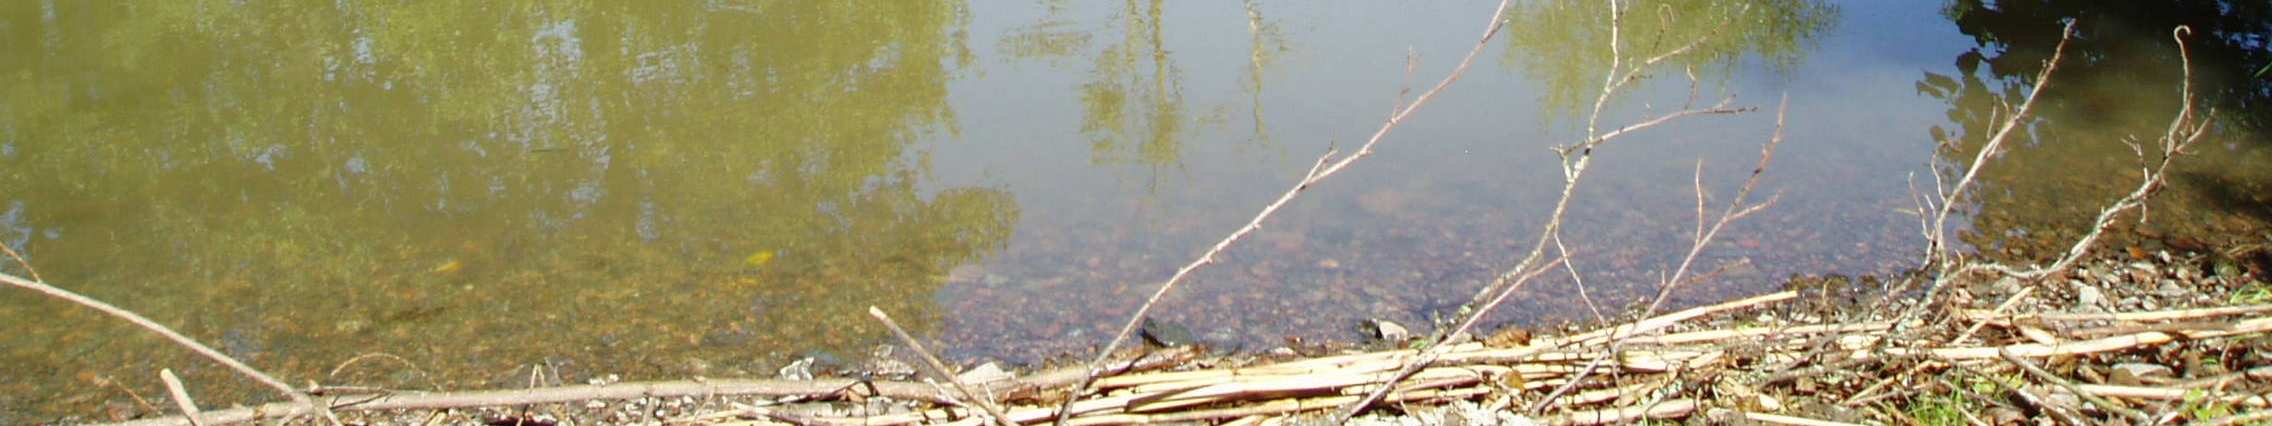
[0,0,1012,418]
[1921,0,2272,263]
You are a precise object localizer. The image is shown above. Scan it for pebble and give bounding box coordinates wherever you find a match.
[2075,284,2106,308]
[957,362,1010,385]
[1368,319,1410,342]
[1140,318,1194,347]
[778,357,816,381]
[2111,363,2174,386]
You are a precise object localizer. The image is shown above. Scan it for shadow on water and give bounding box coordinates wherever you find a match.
[1922,0,2272,263]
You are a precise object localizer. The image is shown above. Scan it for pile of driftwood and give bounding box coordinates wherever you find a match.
[118,288,2271,425]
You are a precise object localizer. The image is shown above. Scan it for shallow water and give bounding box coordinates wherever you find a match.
[1,0,2266,419]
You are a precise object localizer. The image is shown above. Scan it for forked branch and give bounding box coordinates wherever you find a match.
[0,272,340,425]
[1049,0,1521,423]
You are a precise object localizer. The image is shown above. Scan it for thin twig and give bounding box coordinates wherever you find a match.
[868,307,1013,426]
[1534,95,1789,414]
[1957,25,2209,284]
[160,369,207,426]
[1053,0,1520,423]
[1999,348,2153,423]
[1903,20,2077,322]
[0,238,39,282]
[0,272,339,425]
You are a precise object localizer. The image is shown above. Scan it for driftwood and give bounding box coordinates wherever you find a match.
[112,349,1195,426]
[101,283,2272,426]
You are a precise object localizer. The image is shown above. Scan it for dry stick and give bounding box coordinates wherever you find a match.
[160,369,206,426]
[867,307,1013,426]
[116,359,1185,426]
[1048,0,1519,423]
[1441,0,1743,347]
[1334,52,1748,424]
[1941,360,2083,425]
[1531,95,1789,415]
[1901,20,2076,324]
[1849,284,2033,406]
[0,272,339,425]
[1950,286,2037,345]
[325,352,443,393]
[1997,349,2152,423]
[1553,233,1607,324]
[2212,411,2272,426]
[1965,305,2272,323]
[1741,412,1865,426]
[1554,399,1697,425]
[1961,25,2209,284]
[0,238,40,282]
[1338,7,1737,421]
[1328,256,1562,423]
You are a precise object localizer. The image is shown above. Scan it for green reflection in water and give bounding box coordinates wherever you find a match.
[0,0,1011,418]
[1502,0,1838,119]
[1923,0,2272,264]
[999,0,1194,168]
[1081,0,1188,167]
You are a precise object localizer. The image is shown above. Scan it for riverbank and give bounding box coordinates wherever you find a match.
[102,242,2272,425]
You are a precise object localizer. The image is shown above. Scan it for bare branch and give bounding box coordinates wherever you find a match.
[1051,0,1521,423]
[0,272,339,425]
[1923,20,2076,262]
[868,307,1013,426]
[161,369,207,426]
[1334,2,1757,420]
[0,240,39,283]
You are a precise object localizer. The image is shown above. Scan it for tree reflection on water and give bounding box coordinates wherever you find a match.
[1920,0,2272,263]
[0,1,1015,417]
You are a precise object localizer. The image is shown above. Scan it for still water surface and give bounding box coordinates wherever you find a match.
[2,0,2266,418]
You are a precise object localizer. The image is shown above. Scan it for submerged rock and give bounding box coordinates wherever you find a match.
[1140,318,1194,347]
[1364,319,1410,343]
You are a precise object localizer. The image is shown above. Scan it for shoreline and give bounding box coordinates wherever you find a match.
[96,243,2272,425]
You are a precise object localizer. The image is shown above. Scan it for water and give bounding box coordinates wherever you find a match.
[2,0,2266,419]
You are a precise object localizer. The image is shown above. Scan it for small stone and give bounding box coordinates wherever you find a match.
[1484,328,1532,348]
[586,400,607,409]
[1757,394,1784,412]
[2158,282,2190,297]
[1367,319,1410,342]
[956,362,1010,385]
[1989,407,2027,425]
[1139,318,1194,347]
[2076,284,2106,308]
[2111,363,2174,386]
[2046,390,2083,408]
[778,357,816,381]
